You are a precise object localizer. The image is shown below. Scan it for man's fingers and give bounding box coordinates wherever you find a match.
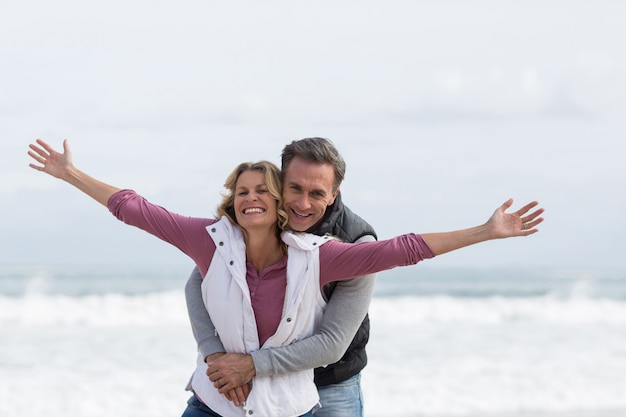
[222,386,249,408]
[206,369,220,382]
[223,389,236,404]
[230,386,247,406]
[217,378,233,392]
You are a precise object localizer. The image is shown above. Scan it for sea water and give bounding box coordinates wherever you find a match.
[1,265,626,417]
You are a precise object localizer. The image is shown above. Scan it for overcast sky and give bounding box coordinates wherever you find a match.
[2,1,625,271]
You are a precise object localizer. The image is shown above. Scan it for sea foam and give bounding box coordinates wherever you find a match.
[3,291,626,326]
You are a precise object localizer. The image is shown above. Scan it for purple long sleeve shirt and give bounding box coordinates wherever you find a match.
[108,190,434,345]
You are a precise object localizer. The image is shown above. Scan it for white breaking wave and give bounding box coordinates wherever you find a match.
[2,291,626,326]
[0,290,188,326]
[3,289,626,416]
[370,295,626,325]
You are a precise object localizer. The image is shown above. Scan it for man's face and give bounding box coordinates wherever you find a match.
[282,156,339,232]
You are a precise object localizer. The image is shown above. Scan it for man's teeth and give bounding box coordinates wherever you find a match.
[244,208,264,214]
[293,210,310,218]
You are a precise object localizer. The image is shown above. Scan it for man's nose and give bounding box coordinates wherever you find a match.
[292,193,310,209]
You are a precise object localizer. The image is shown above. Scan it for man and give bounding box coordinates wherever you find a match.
[185,137,377,416]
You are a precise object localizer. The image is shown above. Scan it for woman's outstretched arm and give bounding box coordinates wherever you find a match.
[421,199,544,256]
[28,139,120,206]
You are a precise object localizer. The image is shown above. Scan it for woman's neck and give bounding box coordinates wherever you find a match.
[243,228,285,273]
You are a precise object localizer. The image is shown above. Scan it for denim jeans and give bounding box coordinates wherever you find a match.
[181,396,221,417]
[314,373,363,417]
[181,395,314,417]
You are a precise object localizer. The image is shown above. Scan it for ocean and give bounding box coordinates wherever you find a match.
[1,264,626,417]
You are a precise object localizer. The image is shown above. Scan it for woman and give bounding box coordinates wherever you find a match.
[28,139,543,417]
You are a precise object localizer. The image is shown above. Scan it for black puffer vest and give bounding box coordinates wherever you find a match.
[311,192,377,386]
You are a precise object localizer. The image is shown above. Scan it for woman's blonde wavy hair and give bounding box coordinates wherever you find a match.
[216,161,289,235]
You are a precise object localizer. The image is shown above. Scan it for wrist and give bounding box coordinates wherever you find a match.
[245,354,257,378]
[204,352,225,364]
[249,350,271,378]
[62,165,80,182]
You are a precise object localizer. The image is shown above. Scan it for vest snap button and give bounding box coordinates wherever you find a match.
[286,317,292,323]
[211,227,216,232]
[219,241,224,246]
[229,261,234,265]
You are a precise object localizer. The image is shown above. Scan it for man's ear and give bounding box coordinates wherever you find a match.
[328,187,340,205]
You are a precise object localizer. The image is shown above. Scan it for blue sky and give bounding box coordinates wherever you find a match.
[2,1,625,270]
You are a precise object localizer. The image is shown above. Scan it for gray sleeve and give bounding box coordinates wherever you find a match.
[185,266,225,359]
[251,235,376,377]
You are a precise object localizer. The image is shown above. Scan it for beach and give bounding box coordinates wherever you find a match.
[2,265,626,416]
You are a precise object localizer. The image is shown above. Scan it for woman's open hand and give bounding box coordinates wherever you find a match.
[487,198,544,239]
[28,138,73,180]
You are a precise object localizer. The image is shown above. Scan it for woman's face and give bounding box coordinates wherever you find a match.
[233,170,279,232]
